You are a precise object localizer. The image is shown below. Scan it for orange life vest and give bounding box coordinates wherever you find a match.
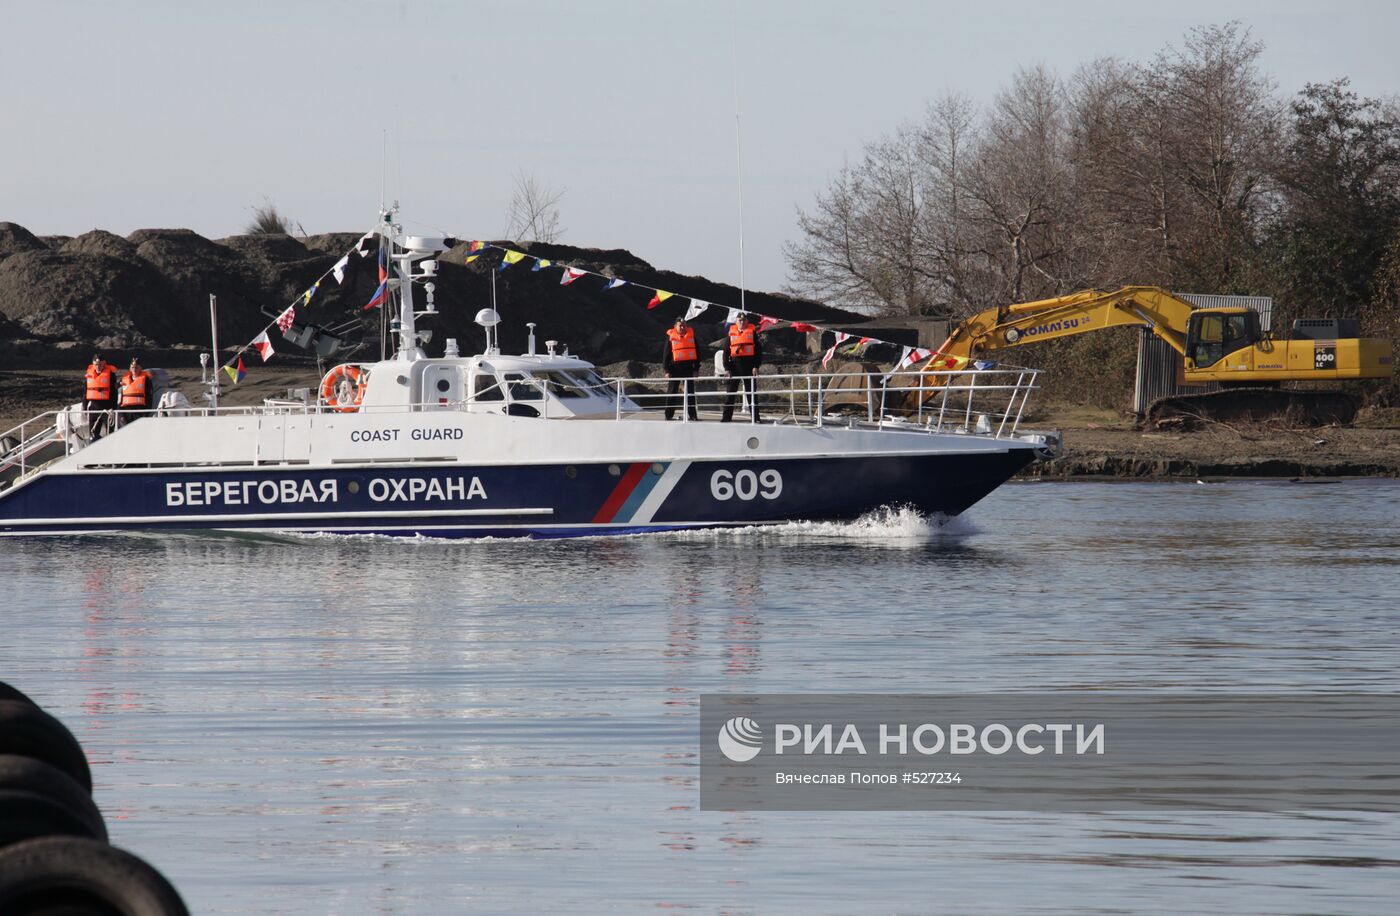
[667,326,698,363]
[120,370,151,408]
[85,362,116,401]
[728,324,756,359]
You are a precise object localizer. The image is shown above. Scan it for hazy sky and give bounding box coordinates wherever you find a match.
[4,0,1397,293]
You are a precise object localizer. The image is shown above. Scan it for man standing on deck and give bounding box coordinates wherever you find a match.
[721,313,762,423]
[83,354,118,439]
[118,357,153,429]
[663,317,700,421]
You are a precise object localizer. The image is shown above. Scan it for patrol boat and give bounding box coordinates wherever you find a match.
[0,219,1058,538]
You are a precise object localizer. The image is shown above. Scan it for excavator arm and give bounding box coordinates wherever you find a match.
[925,286,1197,372]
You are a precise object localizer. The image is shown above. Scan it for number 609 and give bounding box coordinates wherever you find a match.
[710,468,782,501]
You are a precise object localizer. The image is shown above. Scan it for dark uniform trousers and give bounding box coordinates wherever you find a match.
[721,357,761,422]
[665,361,700,420]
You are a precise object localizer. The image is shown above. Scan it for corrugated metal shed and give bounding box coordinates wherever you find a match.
[1132,293,1274,415]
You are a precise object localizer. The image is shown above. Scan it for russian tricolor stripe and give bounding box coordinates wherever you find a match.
[591,460,687,525]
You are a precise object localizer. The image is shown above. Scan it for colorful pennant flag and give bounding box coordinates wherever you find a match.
[883,346,914,382]
[363,280,388,311]
[902,347,935,369]
[355,231,376,257]
[926,350,968,371]
[332,255,350,284]
[646,290,674,310]
[301,280,321,308]
[603,278,627,291]
[531,258,552,271]
[499,250,526,272]
[275,306,296,332]
[789,322,818,333]
[757,316,781,333]
[465,240,486,264]
[822,332,852,368]
[560,267,587,286]
[251,332,275,362]
[224,357,246,384]
[684,299,710,321]
[849,336,875,355]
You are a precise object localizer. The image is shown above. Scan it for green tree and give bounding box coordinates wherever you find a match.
[1269,80,1400,326]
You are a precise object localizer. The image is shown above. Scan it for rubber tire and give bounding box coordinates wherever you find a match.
[0,682,36,705]
[0,836,189,916]
[0,702,92,794]
[0,790,106,849]
[0,757,106,842]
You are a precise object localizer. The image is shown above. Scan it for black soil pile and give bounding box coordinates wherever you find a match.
[0,222,862,369]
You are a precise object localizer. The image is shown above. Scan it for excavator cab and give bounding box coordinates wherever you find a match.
[1185,309,1264,369]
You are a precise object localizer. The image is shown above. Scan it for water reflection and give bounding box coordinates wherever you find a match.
[2,481,1398,912]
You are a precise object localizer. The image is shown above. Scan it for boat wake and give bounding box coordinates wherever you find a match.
[185,506,980,547]
[668,505,978,546]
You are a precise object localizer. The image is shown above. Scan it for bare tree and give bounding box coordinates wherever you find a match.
[785,129,943,316]
[785,98,979,316]
[915,93,982,313]
[963,65,1075,304]
[505,171,565,243]
[1145,22,1282,289]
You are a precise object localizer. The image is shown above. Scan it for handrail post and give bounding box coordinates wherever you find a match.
[937,375,951,431]
[964,370,977,430]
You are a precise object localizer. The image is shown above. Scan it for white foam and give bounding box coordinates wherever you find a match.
[667,505,979,547]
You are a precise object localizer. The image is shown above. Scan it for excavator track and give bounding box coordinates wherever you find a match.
[1145,388,1357,426]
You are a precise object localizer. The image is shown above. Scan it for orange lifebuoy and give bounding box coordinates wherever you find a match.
[320,365,366,412]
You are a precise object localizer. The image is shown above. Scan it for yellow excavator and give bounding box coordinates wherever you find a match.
[917,286,1394,423]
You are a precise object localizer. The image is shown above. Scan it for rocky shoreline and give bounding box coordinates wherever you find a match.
[1019,422,1400,480]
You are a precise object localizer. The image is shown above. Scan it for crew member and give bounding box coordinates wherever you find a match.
[83,354,119,439]
[663,317,700,421]
[721,313,763,423]
[118,357,153,428]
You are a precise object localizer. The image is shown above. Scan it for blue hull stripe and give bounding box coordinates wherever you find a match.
[613,461,668,523]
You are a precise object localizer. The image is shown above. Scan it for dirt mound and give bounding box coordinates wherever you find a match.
[62,230,139,260]
[0,223,47,262]
[301,232,366,257]
[218,233,314,263]
[0,249,171,347]
[0,223,864,367]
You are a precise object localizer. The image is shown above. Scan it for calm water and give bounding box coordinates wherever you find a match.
[4,480,1400,914]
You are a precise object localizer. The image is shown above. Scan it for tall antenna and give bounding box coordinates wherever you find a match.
[730,7,747,314]
[380,129,388,211]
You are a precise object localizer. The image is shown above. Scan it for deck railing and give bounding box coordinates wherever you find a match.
[603,367,1041,438]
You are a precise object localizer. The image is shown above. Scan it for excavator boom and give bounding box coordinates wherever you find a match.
[932,286,1195,366]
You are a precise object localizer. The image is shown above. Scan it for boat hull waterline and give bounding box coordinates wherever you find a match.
[0,450,1036,538]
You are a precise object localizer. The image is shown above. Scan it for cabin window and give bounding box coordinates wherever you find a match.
[569,370,614,399]
[534,371,589,399]
[504,373,542,401]
[1189,312,1259,368]
[472,373,504,401]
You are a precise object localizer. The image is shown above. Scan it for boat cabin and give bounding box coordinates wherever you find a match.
[348,352,638,419]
